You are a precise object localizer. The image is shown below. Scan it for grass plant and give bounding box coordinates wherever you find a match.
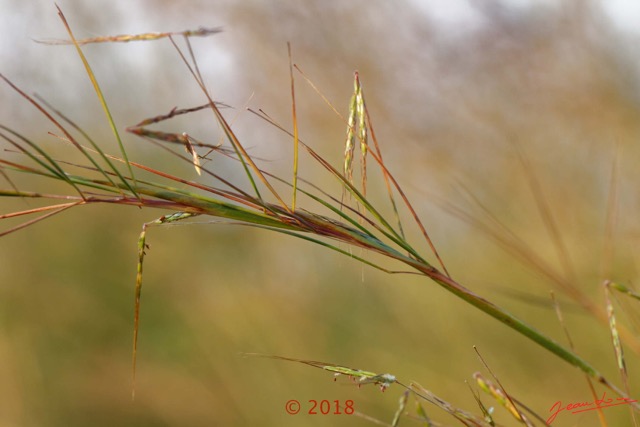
[1,7,638,426]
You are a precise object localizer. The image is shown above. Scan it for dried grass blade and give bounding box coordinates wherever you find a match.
[602,144,621,280]
[363,98,405,239]
[181,133,202,175]
[37,26,221,45]
[437,188,602,310]
[514,143,576,282]
[361,109,448,276]
[0,202,80,237]
[294,64,345,119]
[550,291,576,351]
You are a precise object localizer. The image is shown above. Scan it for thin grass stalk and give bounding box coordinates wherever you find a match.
[0,121,85,197]
[513,143,576,283]
[288,43,300,211]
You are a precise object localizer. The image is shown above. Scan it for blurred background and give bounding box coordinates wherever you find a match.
[1,0,640,426]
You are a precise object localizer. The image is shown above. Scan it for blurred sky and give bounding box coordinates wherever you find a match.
[412,0,640,34]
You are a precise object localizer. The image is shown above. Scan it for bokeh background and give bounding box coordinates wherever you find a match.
[1,1,640,426]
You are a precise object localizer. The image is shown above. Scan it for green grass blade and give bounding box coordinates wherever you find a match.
[55,6,139,199]
[288,43,300,211]
[0,125,86,197]
[266,170,427,263]
[245,224,410,275]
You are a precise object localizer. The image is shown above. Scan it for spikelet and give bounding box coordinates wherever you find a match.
[343,72,368,194]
